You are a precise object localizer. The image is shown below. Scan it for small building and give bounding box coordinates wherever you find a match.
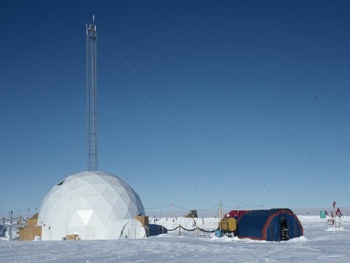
[237,209,303,241]
[19,213,42,241]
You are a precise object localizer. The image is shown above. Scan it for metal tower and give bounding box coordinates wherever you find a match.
[86,16,98,171]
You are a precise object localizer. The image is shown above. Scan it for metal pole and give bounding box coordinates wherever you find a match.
[86,23,91,171]
[9,211,13,240]
[86,16,98,171]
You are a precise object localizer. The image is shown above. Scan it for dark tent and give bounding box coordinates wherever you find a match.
[147,224,168,236]
[237,209,303,241]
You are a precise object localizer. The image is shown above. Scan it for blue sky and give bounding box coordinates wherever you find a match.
[1,0,350,216]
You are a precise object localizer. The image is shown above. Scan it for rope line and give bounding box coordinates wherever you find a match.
[146,203,263,212]
[166,226,180,232]
[197,227,219,233]
[150,225,219,234]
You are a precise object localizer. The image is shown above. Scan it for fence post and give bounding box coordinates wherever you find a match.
[179,224,181,236]
[9,211,13,240]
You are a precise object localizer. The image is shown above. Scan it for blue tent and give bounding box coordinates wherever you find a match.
[147,224,168,237]
[237,209,303,241]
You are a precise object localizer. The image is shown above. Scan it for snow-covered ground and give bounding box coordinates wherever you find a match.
[1,215,349,263]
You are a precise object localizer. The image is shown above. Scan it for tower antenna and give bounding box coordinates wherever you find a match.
[86,15,98,171]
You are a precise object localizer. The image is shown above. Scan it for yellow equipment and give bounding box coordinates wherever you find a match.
[220,217,237,233]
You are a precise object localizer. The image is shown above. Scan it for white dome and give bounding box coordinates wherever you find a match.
[38,171,145,240]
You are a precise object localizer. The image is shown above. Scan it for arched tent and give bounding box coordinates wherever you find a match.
[115,219,146,239]
[237,209,303,241]
[38,171,145,240]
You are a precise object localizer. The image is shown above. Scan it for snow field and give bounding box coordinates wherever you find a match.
[1,215,349,263]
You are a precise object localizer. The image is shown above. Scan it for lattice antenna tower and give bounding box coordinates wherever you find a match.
[86,15,98,171]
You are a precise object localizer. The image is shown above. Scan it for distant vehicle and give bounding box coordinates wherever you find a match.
[185,210,198,218]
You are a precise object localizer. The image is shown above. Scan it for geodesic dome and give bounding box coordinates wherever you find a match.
[38,171,145,240]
